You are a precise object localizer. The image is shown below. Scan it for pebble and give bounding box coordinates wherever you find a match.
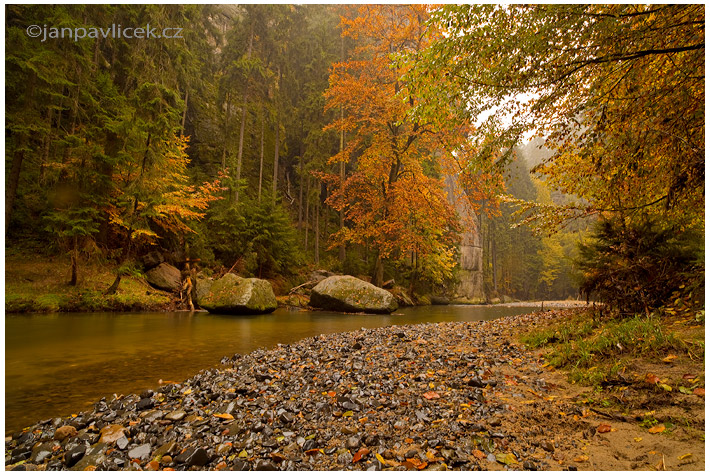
[127,443,152,460]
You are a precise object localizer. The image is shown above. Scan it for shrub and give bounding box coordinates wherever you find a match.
[575,216,703,315]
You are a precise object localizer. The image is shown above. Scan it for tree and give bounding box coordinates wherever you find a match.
[324,5,470,287]
[410,4,704,231]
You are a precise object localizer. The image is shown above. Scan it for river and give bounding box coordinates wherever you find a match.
[5,305,541,435]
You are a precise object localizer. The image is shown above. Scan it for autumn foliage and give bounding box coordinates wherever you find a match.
[323,5,479,286]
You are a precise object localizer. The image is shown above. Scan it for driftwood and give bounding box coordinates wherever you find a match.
[288,280,319,295]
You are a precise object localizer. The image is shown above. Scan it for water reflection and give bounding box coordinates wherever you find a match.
[5,305,536,434]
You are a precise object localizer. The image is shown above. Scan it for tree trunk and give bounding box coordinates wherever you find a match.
[6,138,25,233]
[371,253,384,287]
[304,175,310,252]
[258,112,264,203]
[69,236,78,286]
[491,221,498,296]
[180,89,189,136]
[272,66,281,205]
[314,181,320,265]
[338,33,347,262]
[222,92,230,170]
[297,153,303,229]
[272,116,279,204]
[235,28,254,204]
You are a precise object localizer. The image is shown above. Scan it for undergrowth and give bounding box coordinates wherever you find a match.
[523,309,705,386]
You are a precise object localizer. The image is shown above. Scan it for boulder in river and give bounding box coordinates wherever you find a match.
[197,273,277,315]
[309,275,398,314]
[145,262,181,292]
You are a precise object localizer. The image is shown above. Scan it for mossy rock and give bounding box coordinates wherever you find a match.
[309,275,398,314]
[197,273,277,315]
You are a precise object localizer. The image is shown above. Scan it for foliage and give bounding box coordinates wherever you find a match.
[575,217,704,314]
[323,5,468,286]
[410,4,704,232]
[207,198,300,278]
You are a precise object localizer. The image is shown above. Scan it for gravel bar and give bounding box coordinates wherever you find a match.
[6,310,600,471]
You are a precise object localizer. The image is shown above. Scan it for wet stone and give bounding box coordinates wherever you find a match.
[116,436,129,451]
[174,447,208,467]
[127,443,152,460]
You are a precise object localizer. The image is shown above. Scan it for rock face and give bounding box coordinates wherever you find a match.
[145,262,181,292]
[309,275,398,314]
[444,174,485,303]
[197,273,277,315]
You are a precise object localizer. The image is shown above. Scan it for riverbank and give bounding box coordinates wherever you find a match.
[6,249,586,313]
[5,309,704,471]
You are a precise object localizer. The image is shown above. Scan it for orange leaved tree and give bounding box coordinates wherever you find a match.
[323,5,474,287]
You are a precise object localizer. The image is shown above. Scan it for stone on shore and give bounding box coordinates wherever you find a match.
[197,273,277,315]
[309,275,398,314]
[145,262,182,292]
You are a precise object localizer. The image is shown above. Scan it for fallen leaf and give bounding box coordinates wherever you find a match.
[352,448,370,463]
[305,449,321,456]
[327,391,336,397]
[213,413,234,420]
[375,453,385,464]
[682,374,696,380]
[662,354,678,363]
[648,424,666,434]
[472,449,486,460]
[678,453,692,460]
[405,458,427,470]
[634,437,643,442]
[145,461,160,471]
[573,455,589,463]
[495,453,518,466]
[597,424,612,433]
[645,373,660,385]
[678,386,693,395]
[658,383,673,392]
[423,391,440,400]
[693,388,705,396]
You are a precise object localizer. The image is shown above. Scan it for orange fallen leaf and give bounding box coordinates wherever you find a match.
[648,424,666,434]
[406,458,428,470]
[145,461,160,471]
[693,388,705,396]
[352,448,370,463]
[213,413,234,420]
[597,424,612,433]
[305,449,321,456]
[472,449,486,460]
[662,354,678,363]
[645,373,660,385]
[327,391,336,398]
[573,455,589,463]
[423,391,440,400]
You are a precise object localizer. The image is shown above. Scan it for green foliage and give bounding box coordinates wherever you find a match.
[575,217,704,314]
[207,198,300,278]
[524,311,703,386]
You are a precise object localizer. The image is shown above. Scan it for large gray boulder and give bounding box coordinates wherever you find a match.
[145,262,181,292]
[309,275,398,314]
[197,273,277,315]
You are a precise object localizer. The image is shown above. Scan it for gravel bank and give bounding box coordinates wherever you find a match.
[5,309,702,471]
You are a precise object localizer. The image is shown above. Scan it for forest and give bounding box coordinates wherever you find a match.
[4,4,706,472]
[3,4,623,307]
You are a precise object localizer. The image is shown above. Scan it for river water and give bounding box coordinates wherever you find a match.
[5,305,539,435]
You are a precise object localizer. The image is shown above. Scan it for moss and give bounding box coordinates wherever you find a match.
[5,249,173,313]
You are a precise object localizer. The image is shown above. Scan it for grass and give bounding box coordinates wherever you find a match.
[5,247,173,313]
[522,309,705,386]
